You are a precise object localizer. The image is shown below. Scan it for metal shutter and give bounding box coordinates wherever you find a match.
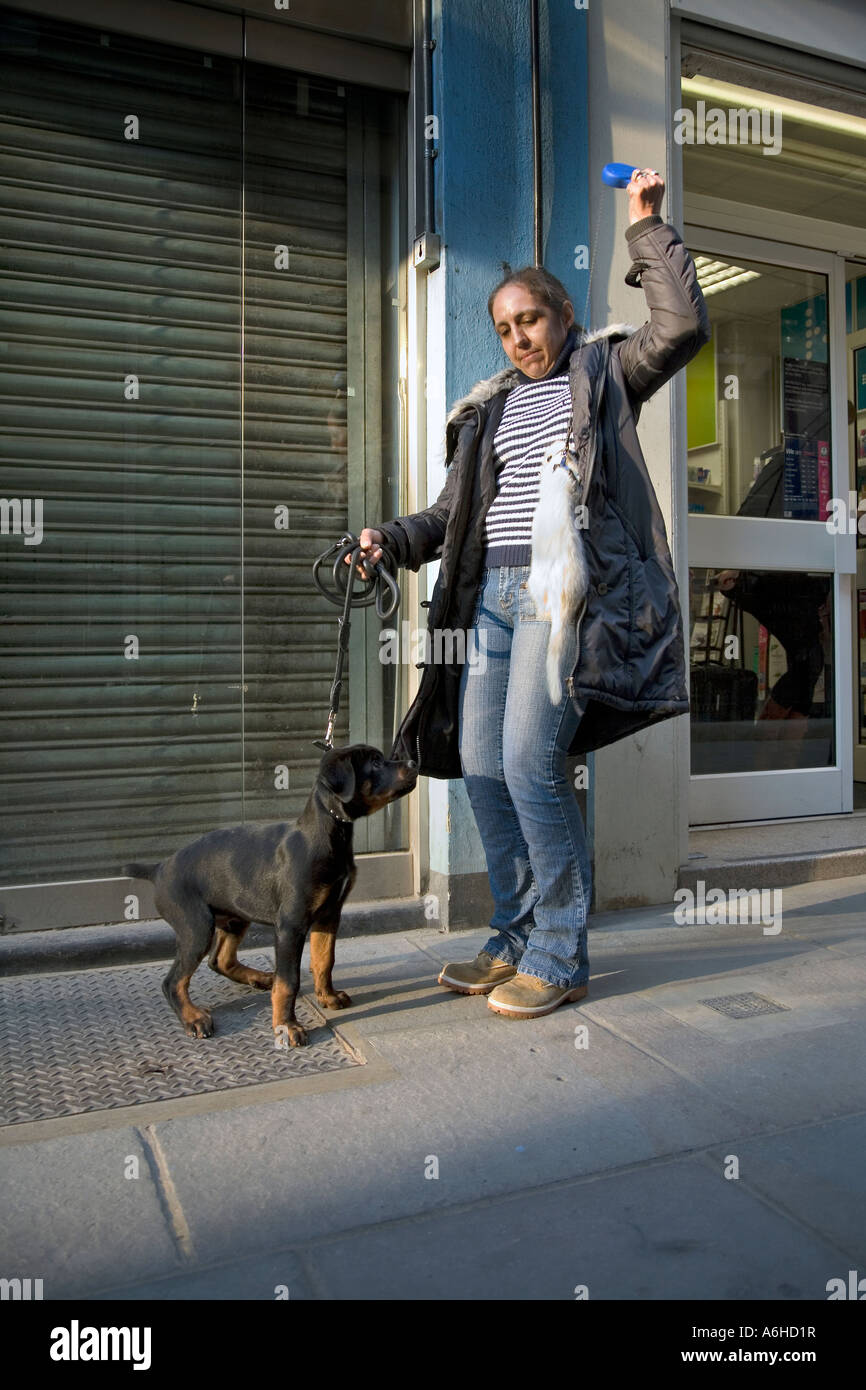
[0,8,402,911]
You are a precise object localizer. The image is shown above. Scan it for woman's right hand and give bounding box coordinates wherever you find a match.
[343,527,387,577]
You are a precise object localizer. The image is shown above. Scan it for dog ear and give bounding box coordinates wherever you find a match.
[319,751,356,803]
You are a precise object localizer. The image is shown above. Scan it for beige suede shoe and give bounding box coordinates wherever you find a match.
[438,950,519,995]
[487,972,588,1018]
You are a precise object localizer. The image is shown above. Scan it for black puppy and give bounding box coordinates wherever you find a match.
[125,744,417,1047]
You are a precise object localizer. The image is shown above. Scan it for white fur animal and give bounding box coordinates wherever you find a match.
[528,440,588,704]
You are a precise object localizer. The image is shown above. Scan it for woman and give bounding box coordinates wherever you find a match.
[349,170,710,1019]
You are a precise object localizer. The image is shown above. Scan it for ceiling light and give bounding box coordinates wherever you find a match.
[694,255,761,296]
[681,76,866,141]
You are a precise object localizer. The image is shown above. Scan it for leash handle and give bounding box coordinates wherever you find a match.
[312,533,399,620]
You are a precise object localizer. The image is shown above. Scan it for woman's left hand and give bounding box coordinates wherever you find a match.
[627,168,665,224]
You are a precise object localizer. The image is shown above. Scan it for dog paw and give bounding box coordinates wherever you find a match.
[254,972,275,991]
[317,990,352,1009]
[274,1023,307,1049]
[185,1010,214,1039]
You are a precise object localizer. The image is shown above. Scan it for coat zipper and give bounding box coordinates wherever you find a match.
[567,339,609,700]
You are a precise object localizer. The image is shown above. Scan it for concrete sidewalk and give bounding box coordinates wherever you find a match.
[2,875,866,1301]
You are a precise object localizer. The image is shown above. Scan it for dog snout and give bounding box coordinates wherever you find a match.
[380,757,417,799]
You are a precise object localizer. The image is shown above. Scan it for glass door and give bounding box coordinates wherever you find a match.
[848,324,866,785]
[684,229,853,824]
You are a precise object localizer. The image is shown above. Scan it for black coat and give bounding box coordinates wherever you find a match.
[380,217,711,778]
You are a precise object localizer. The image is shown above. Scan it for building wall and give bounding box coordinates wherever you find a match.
[583,0,690,910]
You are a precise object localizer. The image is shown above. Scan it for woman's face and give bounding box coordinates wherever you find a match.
[491,284,574,379]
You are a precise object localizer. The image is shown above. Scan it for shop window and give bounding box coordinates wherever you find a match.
[679,39,866,229]
[689,566,834,775]
[684,257,831,521]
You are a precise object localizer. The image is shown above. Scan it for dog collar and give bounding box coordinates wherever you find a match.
[316,784,353,825]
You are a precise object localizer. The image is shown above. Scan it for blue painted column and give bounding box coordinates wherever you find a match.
[437,0,589,400]
[425,0,589,926]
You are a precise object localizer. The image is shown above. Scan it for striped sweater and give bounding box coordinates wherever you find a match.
[483,373,573,568]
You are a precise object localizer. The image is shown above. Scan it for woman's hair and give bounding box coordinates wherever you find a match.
[487,263,580,331]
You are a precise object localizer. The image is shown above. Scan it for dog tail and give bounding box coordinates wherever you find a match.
[124,862,158,881]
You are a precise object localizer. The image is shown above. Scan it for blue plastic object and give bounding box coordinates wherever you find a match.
[602,162,637,188]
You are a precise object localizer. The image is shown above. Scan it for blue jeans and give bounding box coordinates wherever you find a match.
[457,564,591,989]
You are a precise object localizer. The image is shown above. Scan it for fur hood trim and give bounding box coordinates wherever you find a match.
[445,322,638,426]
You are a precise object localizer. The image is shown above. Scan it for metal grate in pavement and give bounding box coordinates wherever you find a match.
[0,953,361,1126]
[700,991,790,1020]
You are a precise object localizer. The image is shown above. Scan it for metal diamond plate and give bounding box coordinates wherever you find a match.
[0,953,361,1126]
[700,991,789,1020]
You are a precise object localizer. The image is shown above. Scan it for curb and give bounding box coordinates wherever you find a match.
[0,896,432,977]
[677,846,866,894]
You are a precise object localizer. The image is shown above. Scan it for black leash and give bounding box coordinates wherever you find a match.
[311,533,400,750]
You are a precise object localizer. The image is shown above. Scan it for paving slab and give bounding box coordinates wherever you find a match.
[706,1115,866,1264]
[304,1153,846,1301]
[147,1005,749,1268]
[636,957,866,1045]
[0,1128,180,1297]
[590,996,866,1131]
[580,936,817,1000]
[744,876,866,941]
